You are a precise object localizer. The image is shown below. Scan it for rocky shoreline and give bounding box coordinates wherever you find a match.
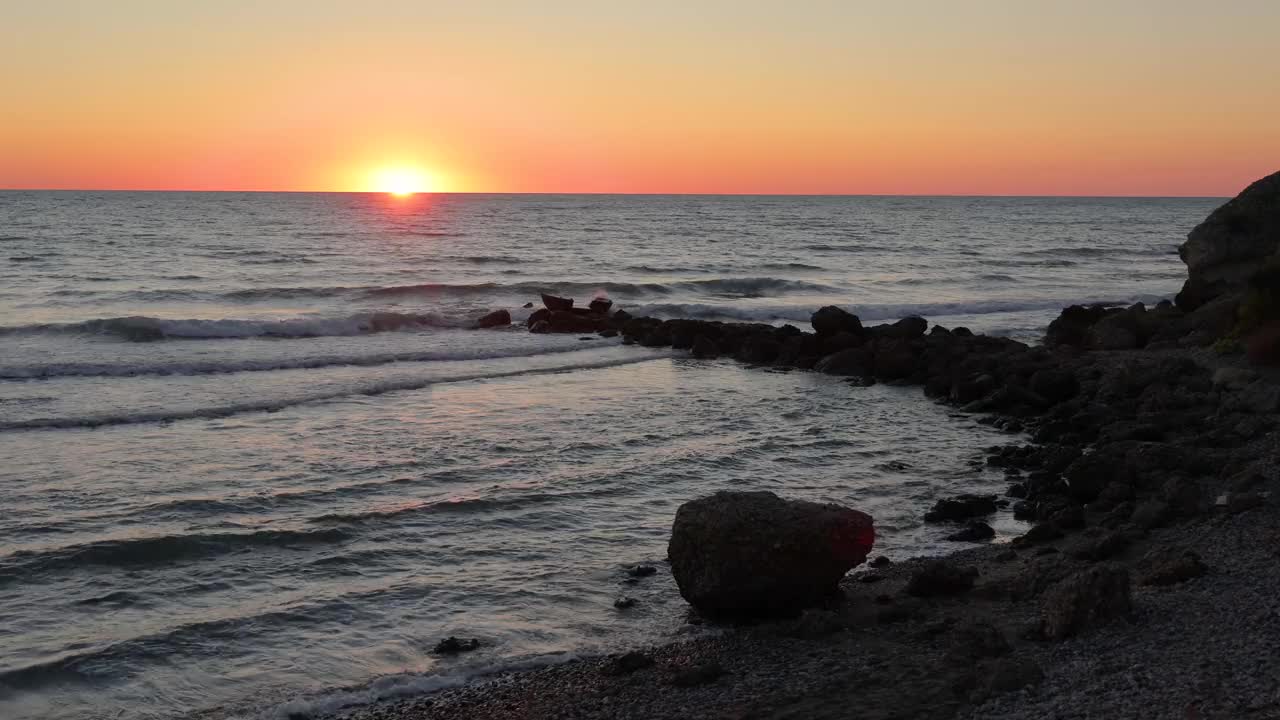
[330,172,1280,719]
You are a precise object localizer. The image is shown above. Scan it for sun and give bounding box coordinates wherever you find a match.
[370,167,436,196]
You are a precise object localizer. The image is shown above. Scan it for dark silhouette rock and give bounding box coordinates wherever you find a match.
[1045,304,1114,347]
[522,302,534,308]
[1177,171,1280,311]
[811,306,864,336]
[548,310,605,334]
[924,494,998,523]
[884,316,928,339]
[668,491,874,617]
[604,651,654,676]
[433,636,480,654]
[475,309,511,329]
[588,297,614,314]
[613,597,638,609]
[541,293,574,311]
[527,308,551,328]
[945,521,995,542]
[626,564,657,578]
[691,335,721,359]
[1039,563,1131,640]
[814,347,871,376]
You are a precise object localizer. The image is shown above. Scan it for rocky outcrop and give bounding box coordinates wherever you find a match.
[1177,171,1280,311]
[811,306,864,337]
[668,491,874,617]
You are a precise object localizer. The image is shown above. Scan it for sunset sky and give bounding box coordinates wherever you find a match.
[3,1,1278,195]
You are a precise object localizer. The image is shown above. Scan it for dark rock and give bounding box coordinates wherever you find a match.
[734,333,782,364]
[1162,476,1203,517]
[1017,522,1064,545]
[475,309,512,329]
[522,302,534,308]
[588,297,614,314]
[811,306,864,336]
[814,347,871,376]
[1068,530,1134,562]
[1046,304,1113,347]
[1088,304,1145,350]
[547,310,605,334]
[614,597,638,609]
[924,494,998,523]
[906,560,977,597]
[529,320,551,334]
[1048,504,1085,530]
[541,293,574,312]
[668,491,874,617]
[626,564,657,578]
[1139,549,1207,586]
[1246,323,1280,366]
[945,521,995,542]
[871,339,918,380]
[433,636,480,654]
[884,316,928,339]
[612,309,633,323]
[526,308,551,328]
[1039,564,1131,640]
[667,662,725,688]
[691,335,721,359]
[869,555,891,568]
[604,651,655,676]
[1227,490,1266,513]
[857,571,885,583]
[1029,368,1079,404]
[1177,171,1280,311]
[599,328,619,338]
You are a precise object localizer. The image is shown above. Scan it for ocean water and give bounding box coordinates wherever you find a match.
[0,192,1220,719]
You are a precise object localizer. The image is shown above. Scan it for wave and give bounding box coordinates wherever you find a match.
[629,293,1168,324]
[0,311,473,343]
[0,527,351,583]
[0,351,668,431]
[0,339,620,379]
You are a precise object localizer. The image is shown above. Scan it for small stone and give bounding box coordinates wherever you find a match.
[614,597,638,609]
[870,555,892,568]
[1139,549,1207,586]
[604,651,655,676]
[668,662,725,688]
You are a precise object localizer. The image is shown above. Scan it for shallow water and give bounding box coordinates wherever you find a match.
[0,192,1221,719]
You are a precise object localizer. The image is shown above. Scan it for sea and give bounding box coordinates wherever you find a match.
[0,192,1221,720]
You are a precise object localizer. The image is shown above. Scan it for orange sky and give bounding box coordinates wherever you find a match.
[3,2,1278,195]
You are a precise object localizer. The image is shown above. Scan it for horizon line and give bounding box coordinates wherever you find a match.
[0,188,1230,200]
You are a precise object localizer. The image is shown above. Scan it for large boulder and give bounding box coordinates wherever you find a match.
[1177,171,1280,311]
[668,491,874,617]
[811,306,864,336]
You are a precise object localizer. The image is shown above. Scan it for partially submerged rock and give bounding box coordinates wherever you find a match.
[433,636,480,654]
[475,309,511,329]
[924,494,999,523]
[668,491,874,617]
